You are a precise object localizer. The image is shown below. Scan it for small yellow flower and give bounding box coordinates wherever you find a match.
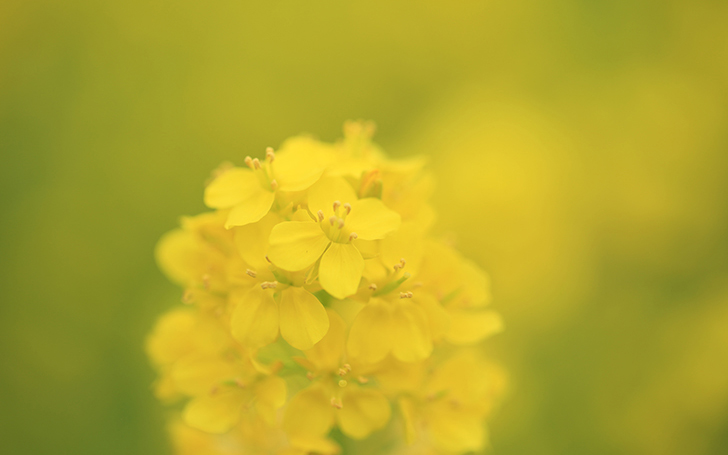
[230,283,329,351]
[267,176,401,299]
[283,311,392,442]
[204,144,328,229]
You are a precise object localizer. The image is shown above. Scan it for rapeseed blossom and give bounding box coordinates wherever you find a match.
[147,121,506,454]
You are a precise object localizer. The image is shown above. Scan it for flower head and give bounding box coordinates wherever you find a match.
[147,122,505,455]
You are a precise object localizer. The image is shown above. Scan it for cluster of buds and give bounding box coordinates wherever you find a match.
[147,121,506,455]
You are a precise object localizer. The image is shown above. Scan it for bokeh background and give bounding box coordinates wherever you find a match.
[2,1,727,454]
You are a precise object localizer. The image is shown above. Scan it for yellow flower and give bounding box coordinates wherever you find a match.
[204,144,328,229]
[398,351,507,453]
[268,176,401,299]
[283,310,392,442]
[230,283,329,351]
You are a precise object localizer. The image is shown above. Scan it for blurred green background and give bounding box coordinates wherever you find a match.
[2,1,727,454]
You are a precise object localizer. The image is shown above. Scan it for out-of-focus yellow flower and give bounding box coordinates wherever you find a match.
[147,122,505,455]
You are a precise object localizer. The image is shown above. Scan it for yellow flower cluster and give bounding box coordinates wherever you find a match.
[147,121,506,455]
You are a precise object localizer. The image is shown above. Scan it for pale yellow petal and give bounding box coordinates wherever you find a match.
[307,176,358,218]
[283,384,335,438]
[346,198,401,240]
[183,390,245,434]
[445,309,503,345]
[319,243,365,299]
[279,287,330,350]
[337,388,391,439]
[416,293,451,341]
[230,287,279,348]
[273,146,327,192]
[304,309,347,372]
[426,401,485,453]
[347,299,393,364]
[154,229,204,287]
[224,189,275,229]
[254,375,287,425]
[268,221,330,271]
[204,167,258,209]
[232,212,281,270]
[171,355,237,396]
[391,301,432,362]
[146,309,197,366]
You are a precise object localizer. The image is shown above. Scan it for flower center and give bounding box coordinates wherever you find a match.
[316,200,357,244]
[244,147,278,192]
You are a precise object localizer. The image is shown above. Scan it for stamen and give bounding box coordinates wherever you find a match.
[246,269,257,278]
[330,397,343,409]
[342,363,351,372]
[338,368,348,377]
[265,255,272,264]
[261,281,278,289]
[393,258,407,271]
[306,372,315,381]
[333,200,341,212]
[349,232,358,241]
[270,179,279,191]
[244,156,254,169]
[368,283,378,291]
[317,210,325,222]
[343,202,352,214]
[399,291,413,299]
[265,147,275,162]
[337,218,345,229]
[329,216,336,226]
[202,274,211,289]
[182,289,195,304]
[252,158,261,170]
[358,376,369,384]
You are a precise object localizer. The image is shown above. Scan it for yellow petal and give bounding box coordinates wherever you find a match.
[337,388,391,439]
[273,146,327,192]
[254,375,287,425]
[416,293,451,341]
[268,221,330,271]
[230,287,279,348]
[308,176,358,218]
[426,401,485,453]
[204,167,258,209]
[146,309,197,366]
[279,287,330,350]
[305,309,347,372]
[445,309,503,345]
[171,355,237,396]
[380,221,425,275]
[319,243,365,299]
[391,301,433,362]
[283,384,335,438]
[232,212,280,270]
[347,299,393,364]
[183,390,245,434]
[154,229,205,287]
[346,198,401,240]
[224,189,275,229]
